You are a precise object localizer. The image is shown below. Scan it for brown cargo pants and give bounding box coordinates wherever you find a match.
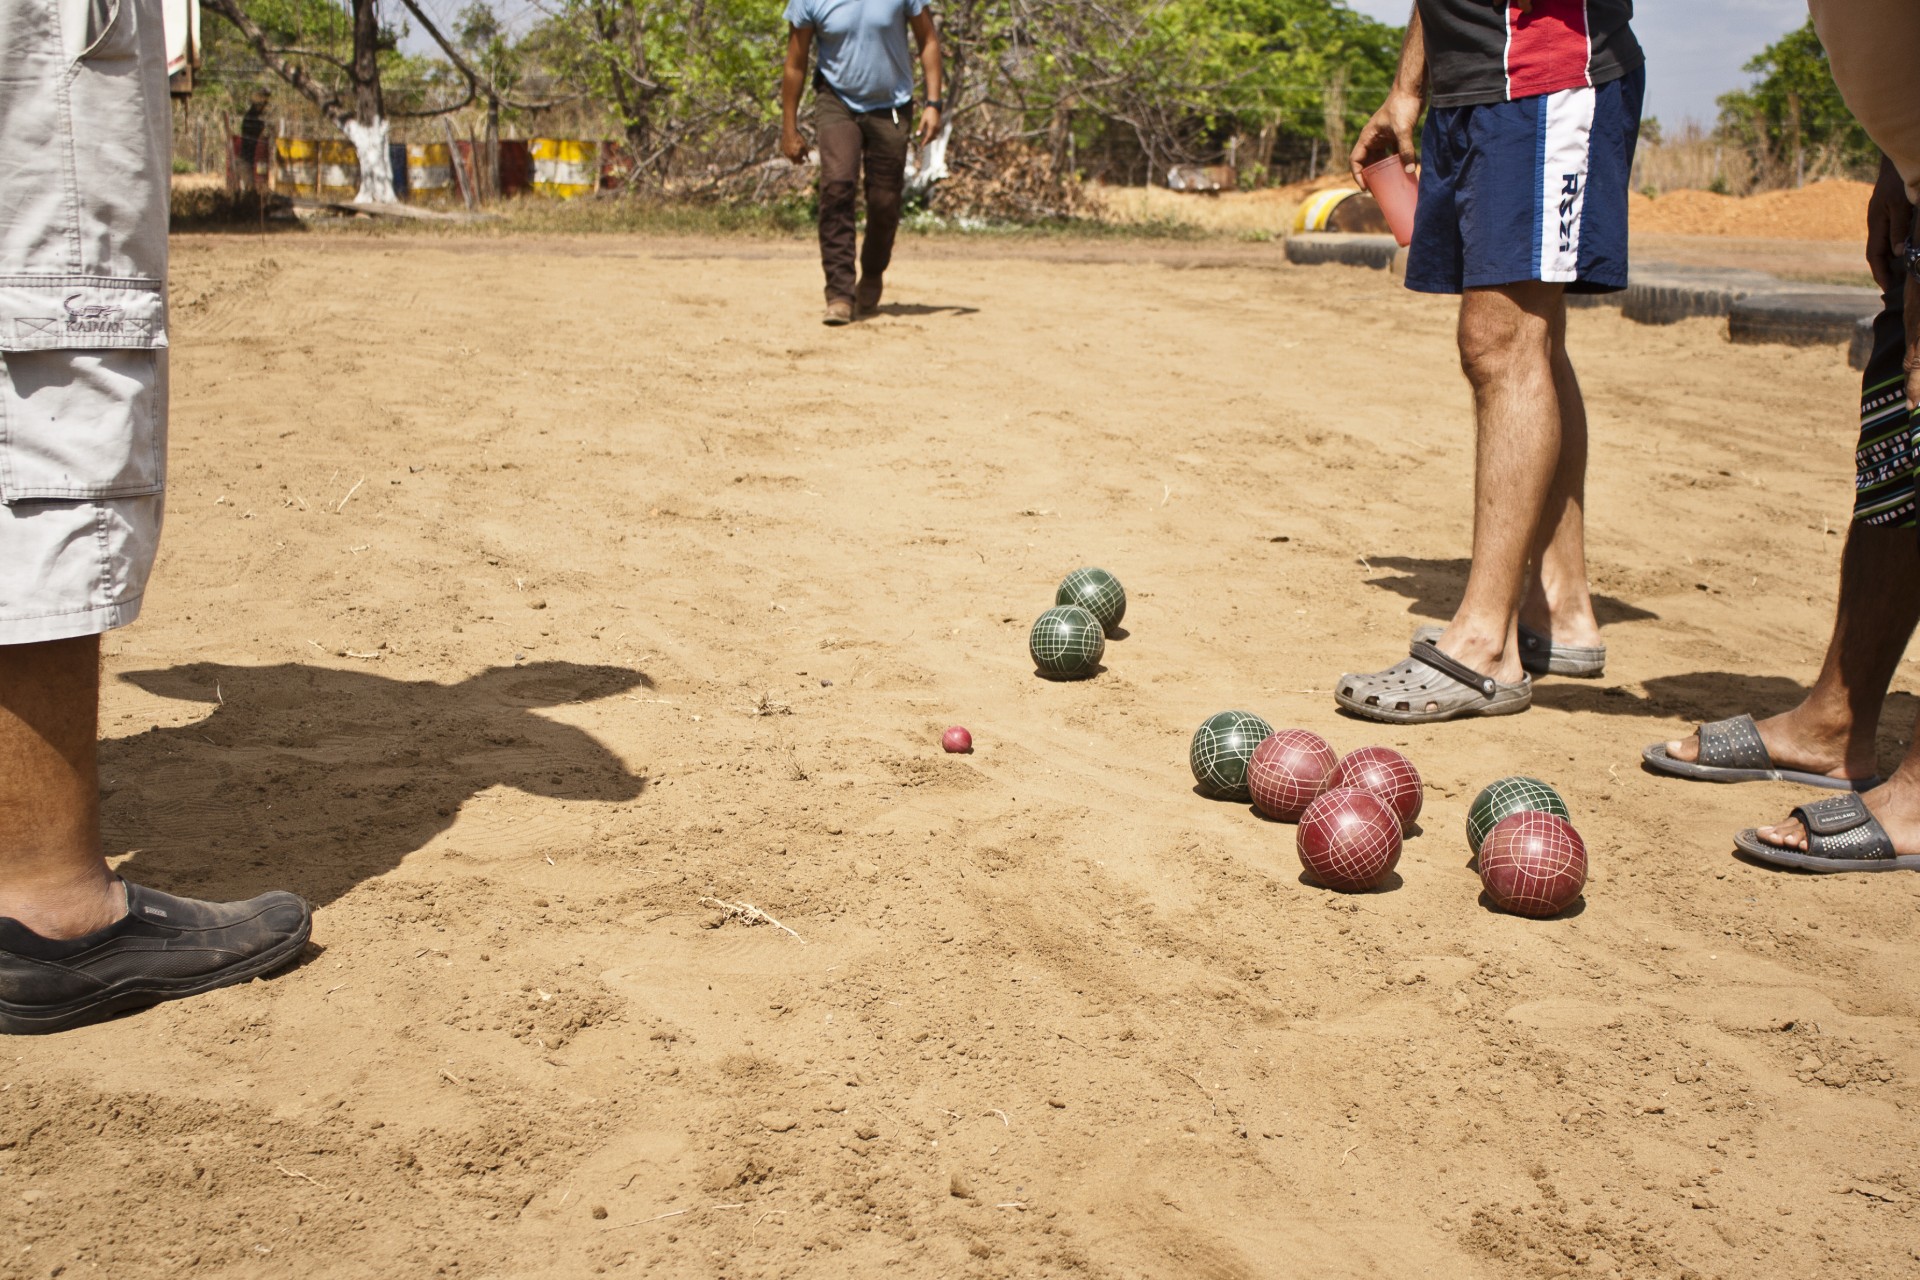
[815,91,911,306]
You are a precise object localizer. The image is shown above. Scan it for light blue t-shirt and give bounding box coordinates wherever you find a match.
[785,0,929,115]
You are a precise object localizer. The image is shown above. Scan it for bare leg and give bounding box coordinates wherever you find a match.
[1669,522,1920,781]
[1435,281,1568,688]
[1518,331,1603,649]
[0,636,123,939]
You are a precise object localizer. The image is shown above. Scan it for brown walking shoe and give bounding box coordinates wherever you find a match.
[855,278,883,316]
[822,298,854,326]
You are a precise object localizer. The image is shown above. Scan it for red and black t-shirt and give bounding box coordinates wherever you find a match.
[1418,1,1642,107]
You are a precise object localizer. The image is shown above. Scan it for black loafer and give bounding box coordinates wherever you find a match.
[0,880,311,1034]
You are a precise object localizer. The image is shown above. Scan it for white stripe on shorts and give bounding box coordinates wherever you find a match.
[1539,86,1597,282]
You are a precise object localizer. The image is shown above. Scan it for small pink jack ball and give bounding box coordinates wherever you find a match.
[943,726,973,754]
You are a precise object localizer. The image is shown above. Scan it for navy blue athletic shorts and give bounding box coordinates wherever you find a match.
[1405,66,1644,296]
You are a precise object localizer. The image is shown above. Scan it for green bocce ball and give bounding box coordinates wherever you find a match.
[1055,567,1127,634]
[1189,710,1275,800]
[1029,605,1105,678]
[1466,776,1570,855]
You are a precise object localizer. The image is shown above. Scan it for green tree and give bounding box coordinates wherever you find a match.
[525,0,782,184]
[1716,18,1875,188]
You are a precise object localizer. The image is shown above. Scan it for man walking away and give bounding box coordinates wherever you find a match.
[1335,1,1642,724]
[781,0,943,325]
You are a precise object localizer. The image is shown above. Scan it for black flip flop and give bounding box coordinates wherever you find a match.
[1735,793,1920,872]
[1642,714,1879,791]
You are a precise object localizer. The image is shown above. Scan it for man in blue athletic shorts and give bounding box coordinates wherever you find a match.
[780,0,944,325]
[1334,0,1643,724]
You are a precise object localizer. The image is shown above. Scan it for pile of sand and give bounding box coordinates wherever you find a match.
[1093,175,1877,243]
[1627,178,1870,240]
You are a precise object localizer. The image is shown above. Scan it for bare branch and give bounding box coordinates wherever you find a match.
[201,0,352,126]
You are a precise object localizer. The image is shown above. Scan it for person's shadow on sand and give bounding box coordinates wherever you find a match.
[869,302,979,318]
[99,661,650,907]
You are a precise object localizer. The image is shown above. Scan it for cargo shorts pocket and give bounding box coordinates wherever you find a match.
[0,347,166,502]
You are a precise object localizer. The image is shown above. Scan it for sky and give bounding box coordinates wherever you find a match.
[1343,0,1810,129]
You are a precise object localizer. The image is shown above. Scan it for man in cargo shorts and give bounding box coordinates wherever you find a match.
[1335,0,1642,724]
[1649,1,1920,873]
[0,0,311,1034]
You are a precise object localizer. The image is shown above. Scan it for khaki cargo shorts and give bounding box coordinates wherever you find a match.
[0,0,173,645]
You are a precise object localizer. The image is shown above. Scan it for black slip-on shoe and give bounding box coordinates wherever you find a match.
[0,880,312,1035]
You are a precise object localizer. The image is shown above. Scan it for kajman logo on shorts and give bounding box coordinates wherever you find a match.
[62,292,128,336]
[15,293,155,343]
[1556,174,1583,254]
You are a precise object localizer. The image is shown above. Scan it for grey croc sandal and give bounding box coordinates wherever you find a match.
[1734,792,1920,872]
[1642,713,1879,791]
[1410,624,1604,677]
[1337,640,1532,724]
[1519,624,1605,677]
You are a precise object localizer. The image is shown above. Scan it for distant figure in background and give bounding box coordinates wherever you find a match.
[1653,1,1920,874]
[779,0,944,325]
[239,86,270,189]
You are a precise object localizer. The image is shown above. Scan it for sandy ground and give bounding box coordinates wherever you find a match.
[6,229,1918,1280]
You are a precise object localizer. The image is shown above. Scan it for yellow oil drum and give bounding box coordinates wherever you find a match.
[274,136,318,196]
[316,138,359,199]
[530,138,599,199]
[407,142,454,201]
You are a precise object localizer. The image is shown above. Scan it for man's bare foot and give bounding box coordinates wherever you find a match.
[1435,621,1525,687]
[1518,580,1602,650]
[1752,775,1920,853]
[1663,705,1873,783]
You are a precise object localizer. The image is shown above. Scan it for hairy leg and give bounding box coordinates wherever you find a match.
[1436,281,1568,688]
[0,636,122,939]
[1519,325,1603,649]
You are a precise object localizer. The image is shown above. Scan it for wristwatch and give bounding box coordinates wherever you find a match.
[924,99,944,110]
[1908,208,1920,282]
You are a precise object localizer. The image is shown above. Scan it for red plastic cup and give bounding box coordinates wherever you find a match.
[1359,155,1419,247]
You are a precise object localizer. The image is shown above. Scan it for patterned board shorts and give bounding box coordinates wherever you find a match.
[0,0,172,645]
[1853,290,1917,529]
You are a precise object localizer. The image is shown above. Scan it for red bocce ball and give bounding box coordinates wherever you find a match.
[1247,729,1339,821]
[1328,745,1423,831]
[1296,787,1403,892]
[1478,811,1587,917]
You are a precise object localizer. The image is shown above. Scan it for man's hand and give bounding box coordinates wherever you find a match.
[917,105,941,147]
[782,126,809,166]
[1867,154,1913,295]
[1350,88,1422,186]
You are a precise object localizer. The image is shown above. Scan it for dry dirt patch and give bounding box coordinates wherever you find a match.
[4,232,1916,1279]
